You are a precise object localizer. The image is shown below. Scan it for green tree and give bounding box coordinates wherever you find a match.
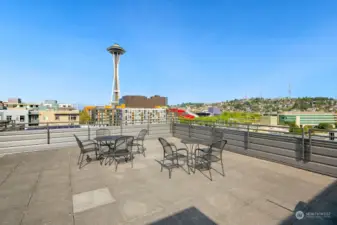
[285,122,302,134]
[79,110,90,124]
[317,123,334,130]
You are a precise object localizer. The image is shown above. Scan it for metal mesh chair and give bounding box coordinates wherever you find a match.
[74,134,99,169]
[194,139,227,180]
[110,136,134,171]
[158,137,189,178]
[96,128,111,148]
[132,129,148,157]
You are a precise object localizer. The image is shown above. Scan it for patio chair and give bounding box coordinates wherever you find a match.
[96,128,112,148]
[110,136,134,171]
[74,134,99,169]
[194,139,227,180]
[158,137,189,179]
[132,129,148,157]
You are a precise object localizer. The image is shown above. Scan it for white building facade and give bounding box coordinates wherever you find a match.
[114,108,167,125]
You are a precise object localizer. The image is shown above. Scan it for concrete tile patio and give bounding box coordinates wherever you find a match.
[0,137,336,225]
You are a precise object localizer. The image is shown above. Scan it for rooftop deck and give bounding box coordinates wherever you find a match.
[0,137,336,225]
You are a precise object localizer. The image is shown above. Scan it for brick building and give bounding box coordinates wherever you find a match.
[119,95,167,108]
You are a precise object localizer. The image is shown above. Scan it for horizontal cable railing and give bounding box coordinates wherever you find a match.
[172,121,337,177]
[0,118,174,151]
[176,118,337,141]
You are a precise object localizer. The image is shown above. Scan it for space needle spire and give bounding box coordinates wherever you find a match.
[107,43,126,106]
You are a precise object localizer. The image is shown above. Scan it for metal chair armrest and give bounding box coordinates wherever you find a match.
[169,142,177,149]
[176,148,189,154]
[82,140,97,144]
[83,141,99,149]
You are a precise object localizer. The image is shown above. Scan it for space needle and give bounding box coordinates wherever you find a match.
[107,43,126,106]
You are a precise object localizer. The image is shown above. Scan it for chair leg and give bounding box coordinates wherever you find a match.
[209,168,212,181]
[99,155,104,166]
[79,153,85,169]
[131,153,133,168]
[160,159,163,172]
[109,156,114,166]
[142,140,146,157]
[208,161,213,181]
[114,158,118,171]
[169,169,172,179]
[105,156,109,166]
[77,153,82,165]
[186,154,190,174]
[221,157,225,177]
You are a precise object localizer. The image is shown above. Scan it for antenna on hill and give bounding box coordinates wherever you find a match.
[288,83,292,99]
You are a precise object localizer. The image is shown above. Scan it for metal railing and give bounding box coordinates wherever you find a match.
[177,118,337,140]
[0,118,174,148]
[174,119,337,162]
[172,121,337,177]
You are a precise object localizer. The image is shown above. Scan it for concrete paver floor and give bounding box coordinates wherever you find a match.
[0,137,336,225]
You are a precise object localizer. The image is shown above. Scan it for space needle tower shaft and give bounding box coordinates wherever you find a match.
[107,43,126,106]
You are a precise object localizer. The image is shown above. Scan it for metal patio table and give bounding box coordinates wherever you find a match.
[94,135,124,143]
[94,135,125,158]
[180,138,214,171]
[181,138,213,154]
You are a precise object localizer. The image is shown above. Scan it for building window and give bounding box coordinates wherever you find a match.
[6,116,12,121]
[70,115,77,121]
[55,115,60,120]
[20,116,25,122]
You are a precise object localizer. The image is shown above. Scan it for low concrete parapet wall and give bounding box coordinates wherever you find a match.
[0,124,171,155]
[173,123,337,177]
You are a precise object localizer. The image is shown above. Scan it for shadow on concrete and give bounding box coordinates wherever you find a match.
[148,206,218,225]
[279,180,337,225]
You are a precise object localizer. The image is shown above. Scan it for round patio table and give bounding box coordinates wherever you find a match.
[94,135,125,142]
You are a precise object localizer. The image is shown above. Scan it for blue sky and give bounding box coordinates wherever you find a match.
[1,0,337,105]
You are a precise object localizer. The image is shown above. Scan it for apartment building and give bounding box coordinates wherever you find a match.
[40,100,75,110]
[90,106,115,125]
[39,110,80,126]
[119,95,167,108]
[114,108,167,125]
[83,106,114,125]
[4,98,39,110]
[278,112,337,126]
[0,109,30,125]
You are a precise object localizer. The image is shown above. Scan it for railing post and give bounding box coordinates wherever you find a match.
[211,124,215,141]
[87,122,90,140]
[47,123,50,144]
[301,127,305,160]
[188,120,191,138]
[247,124,250,150]
[171,117,176,136]
[147,117,150,135]
[308,129,312,161]
[120,116,123,135]
[169,117,172,134]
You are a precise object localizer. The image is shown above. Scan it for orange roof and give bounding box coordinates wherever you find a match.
[83,106,96,111]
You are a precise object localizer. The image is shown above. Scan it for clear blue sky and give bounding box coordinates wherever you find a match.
[1,0,337,105]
